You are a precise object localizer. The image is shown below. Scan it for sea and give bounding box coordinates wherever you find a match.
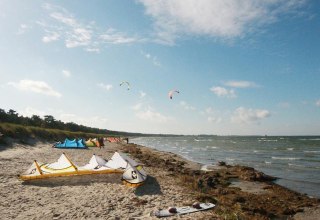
[131,136,320,198]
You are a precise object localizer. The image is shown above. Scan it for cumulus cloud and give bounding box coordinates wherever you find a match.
[42,31,60,43]
[138,0,307,44]
[97,83,113,91]
[8,80,61,97]
[201,107,222,123]
[132,103,171,123]
[135,108,171,123]
[231,107,270,123]
[180,101,195,111]
[224,80,258,88]
[62,69,71,77]
[210,86,236,98]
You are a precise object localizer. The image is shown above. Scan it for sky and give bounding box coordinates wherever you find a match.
[0,0,320,136]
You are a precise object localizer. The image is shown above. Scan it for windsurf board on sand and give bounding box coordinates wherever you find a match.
[154,203,215,218]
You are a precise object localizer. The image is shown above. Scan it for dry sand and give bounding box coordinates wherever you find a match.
[0,141,217,220]
[0,140,319,219]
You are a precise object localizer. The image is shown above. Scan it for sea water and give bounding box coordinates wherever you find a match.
[131,136,320,198]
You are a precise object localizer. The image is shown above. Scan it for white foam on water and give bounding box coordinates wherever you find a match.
[300,138,320,141]
[304,151,320,153]
[265,161,272,164]
[287,148,294,151]
[272,157,300,160]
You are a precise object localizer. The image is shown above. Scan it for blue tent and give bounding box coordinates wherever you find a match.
[54,138,87,149]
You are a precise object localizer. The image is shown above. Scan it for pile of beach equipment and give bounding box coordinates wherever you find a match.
[53,137,106,149]
[20,152,147,187]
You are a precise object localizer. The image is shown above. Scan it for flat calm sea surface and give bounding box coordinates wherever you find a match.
[131,136,320,198]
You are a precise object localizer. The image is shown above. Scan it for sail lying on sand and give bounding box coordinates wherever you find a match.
[20,152,147,187]
[54,138,87,149]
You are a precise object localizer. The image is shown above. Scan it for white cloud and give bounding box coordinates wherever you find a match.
[132,103,143,111]
[316,100,320,107]
[8,80,61,98]
[180,101,195,111]
[231,107,270,123]
[99,28,137,44]
[62,69,71,77]
[140,91,146,98]
[141,50,161,66]
[66,28,92,48]
[40,4,140,52]
[224,80,258,88]
[138,0,307,44]
[136,108,171,123]
[97,83,113,91]
[210,86,236,98]
[17,24,31,35]
[42,31,60,43]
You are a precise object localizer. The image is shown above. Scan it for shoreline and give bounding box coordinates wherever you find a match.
[0,139,319,219]
[130,137,320,200]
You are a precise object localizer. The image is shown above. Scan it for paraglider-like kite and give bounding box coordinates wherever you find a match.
[120,81,130,90]
[168,90,179,99]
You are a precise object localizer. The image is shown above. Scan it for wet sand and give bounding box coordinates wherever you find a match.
[0,140,319,219]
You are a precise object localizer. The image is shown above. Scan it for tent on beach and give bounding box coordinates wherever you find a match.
[53,138,87,149]
[20,152,147,187]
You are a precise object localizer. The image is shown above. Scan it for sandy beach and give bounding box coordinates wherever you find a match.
[0,139,319,219]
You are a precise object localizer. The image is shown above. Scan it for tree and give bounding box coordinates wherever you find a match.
[44,115,56,128]
[30,115,43,127]
[7,109,19,123]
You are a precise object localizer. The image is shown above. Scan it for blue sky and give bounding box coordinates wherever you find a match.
[1,0,320,135]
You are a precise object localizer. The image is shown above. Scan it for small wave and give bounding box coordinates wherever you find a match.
[299,138,320,141]
[253,150,259,153]
[287,148,294,151]
[194,139,212,142]
[304,151,320,153]
[288,163,304,167]
[226,157,235,161]
[265,161,272,164]
[259,139,278,142]
[272,157,300,160]
[206,146,219,149]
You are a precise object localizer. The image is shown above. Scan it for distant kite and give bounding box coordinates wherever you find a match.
[120,81,130,90]
[168,90,179,99]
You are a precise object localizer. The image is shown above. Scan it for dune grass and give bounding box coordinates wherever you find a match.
[0,122,113,144]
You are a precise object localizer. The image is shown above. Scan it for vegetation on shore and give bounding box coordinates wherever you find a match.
[0,108,181,142]
[0,108,140,137]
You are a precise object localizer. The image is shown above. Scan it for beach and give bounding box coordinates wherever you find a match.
[0,139,319,219]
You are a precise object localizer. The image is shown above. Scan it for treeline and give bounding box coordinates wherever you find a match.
[0,108,137,136]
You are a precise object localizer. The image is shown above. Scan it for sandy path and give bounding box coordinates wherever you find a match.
[0,142,215,220]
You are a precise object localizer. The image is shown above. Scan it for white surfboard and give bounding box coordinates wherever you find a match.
[154,203,215,218]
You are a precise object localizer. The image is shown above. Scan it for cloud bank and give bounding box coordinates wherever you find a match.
[231,107,270,123]
[138,0,307,44]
